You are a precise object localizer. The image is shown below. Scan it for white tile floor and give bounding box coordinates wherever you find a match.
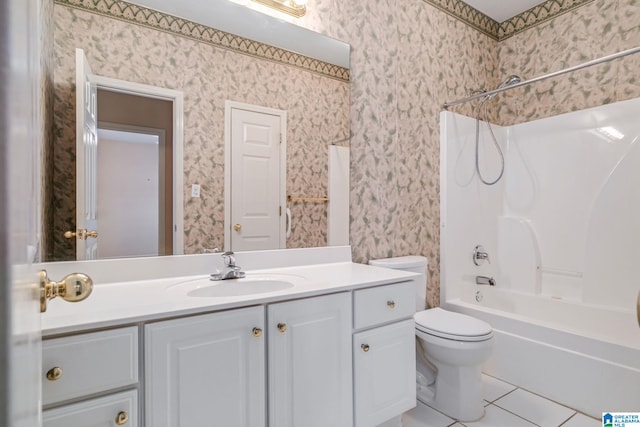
[400,374,601,427]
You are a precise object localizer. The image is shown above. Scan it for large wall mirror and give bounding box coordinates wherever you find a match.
[45,0,351,262]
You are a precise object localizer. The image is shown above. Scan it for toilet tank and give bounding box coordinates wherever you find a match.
[368,256,428,311]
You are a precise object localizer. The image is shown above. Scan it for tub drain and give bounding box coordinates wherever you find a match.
[475,291,483,302]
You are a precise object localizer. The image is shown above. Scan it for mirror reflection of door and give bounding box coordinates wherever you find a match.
[95,90,174,259]
[225,102,287,251]
[75,48,99,260]
[75,49,183,259]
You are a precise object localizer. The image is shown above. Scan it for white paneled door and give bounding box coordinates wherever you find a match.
[75,48,99,260]
[4,0,43,425]
[225,102,286,251]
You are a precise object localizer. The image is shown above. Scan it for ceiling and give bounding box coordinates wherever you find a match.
[461,0,548,22]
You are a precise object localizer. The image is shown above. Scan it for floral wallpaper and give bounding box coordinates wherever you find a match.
[497,0,640,126]
[51,3,349,260]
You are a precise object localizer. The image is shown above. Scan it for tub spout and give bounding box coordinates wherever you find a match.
[476,276,495,286]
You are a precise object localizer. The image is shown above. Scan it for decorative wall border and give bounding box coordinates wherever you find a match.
[498,0,596,40]
[54,0,350,82]
[422,0,596,41]
[421,0,499,40]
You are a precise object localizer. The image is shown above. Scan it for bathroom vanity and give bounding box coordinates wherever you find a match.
[40,247,418,427]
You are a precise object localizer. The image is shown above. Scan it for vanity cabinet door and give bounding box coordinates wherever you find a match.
[268,292,352,427]
[145,306,265,427]
[353,319,416,427]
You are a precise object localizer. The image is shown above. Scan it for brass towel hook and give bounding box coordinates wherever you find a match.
[39,270,94,313]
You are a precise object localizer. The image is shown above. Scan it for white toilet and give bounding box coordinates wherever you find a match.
[369,256,493,422]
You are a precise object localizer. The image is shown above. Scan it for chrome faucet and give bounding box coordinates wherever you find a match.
[210,251,246,280]
[472,245,490,266]
[475,276,496,286]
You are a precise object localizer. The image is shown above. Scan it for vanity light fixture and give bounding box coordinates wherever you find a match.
[250,0,308,17]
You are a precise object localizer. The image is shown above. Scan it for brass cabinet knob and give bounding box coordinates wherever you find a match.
[115,411,129,425]
[277,323,287,333]
[361,344,370,352]
[39,270,94,313]
[46,366,62,381]
[233,224,242,232]
[387,300,396,309]
[252,327,263,337]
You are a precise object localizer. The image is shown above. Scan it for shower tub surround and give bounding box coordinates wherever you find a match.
[440,97,640,418]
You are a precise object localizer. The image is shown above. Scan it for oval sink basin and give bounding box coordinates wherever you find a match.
[188,279,294,298]
[168,274,302,298]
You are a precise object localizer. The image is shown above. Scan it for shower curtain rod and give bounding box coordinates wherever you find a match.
[442,46,640,110]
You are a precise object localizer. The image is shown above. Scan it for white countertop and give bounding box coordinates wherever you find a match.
[41,261,418,336]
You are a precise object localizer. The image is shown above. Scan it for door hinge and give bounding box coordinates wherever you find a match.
[280,133,283,144]
[279,206,282,216]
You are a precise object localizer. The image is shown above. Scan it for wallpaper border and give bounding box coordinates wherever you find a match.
[498,0,597,40]
[422,0,596,41]
[54,0,350,82]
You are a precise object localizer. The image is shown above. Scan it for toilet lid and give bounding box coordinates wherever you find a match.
[414,308,492,341]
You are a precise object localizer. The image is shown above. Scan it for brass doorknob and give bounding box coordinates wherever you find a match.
[64,229,98,240]
[387,300,396,309]
[252,327,263,337]
[39,270,94,313]
[277,323,287,333]
[46,366,62,381]
[115,411,129,425]
[233,224,242,232]
[361,344,370,352]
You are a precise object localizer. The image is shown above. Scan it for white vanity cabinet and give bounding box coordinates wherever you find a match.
[145,293,352,427]
[42,327,139,427]
[352,282,417,427]
[268,292,353,427]
[145,305,266,427]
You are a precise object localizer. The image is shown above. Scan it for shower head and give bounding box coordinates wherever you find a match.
[483,75,522,100]
[497,75,522,89]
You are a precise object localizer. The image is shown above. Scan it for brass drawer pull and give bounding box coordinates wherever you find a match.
[361,344,370,352]
[115,411,129,425]
[277,323,287,333]
[387,300,396,309]
[252,327,263,337]
[46,366,62,381]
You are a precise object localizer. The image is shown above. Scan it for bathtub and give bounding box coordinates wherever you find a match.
[442,288,640,418]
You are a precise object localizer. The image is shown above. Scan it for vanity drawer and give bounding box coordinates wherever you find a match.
[353,281,415,330]
[43,390,138,427]
[43,327,139,406]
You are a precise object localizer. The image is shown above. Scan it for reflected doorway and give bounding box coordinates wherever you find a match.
[97,126,167,258]
[96,90,174,258]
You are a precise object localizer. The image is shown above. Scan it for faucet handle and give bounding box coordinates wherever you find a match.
[473,245,490,266]
[222,251,236,267]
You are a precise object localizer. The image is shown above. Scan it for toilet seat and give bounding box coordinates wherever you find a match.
[414,308,493,342]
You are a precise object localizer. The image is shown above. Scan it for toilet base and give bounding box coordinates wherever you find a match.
[416,364,486,422]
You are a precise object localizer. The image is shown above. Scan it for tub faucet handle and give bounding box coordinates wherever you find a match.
[473,245,490,266]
